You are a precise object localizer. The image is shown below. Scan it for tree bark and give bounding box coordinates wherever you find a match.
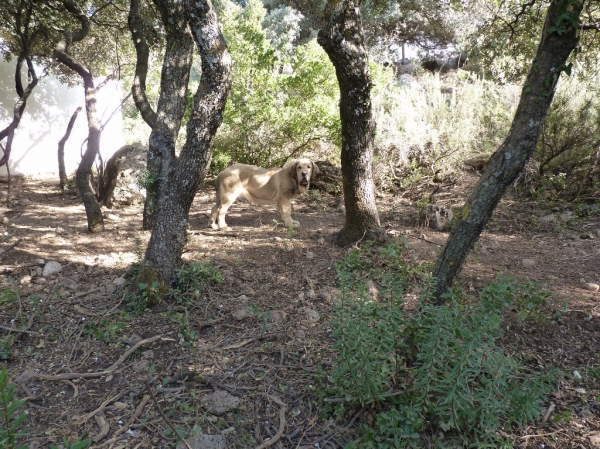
[317,0,382,247]
[431,0,584,303]
[142,0,232,283]
[58,106,82,191]
[54,0,104,232]
[0,56,38,170]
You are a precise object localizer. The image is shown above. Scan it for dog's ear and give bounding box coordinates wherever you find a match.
[311,161,320,177]
[288,161,298,180]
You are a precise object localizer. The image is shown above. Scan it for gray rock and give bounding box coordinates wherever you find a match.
[201,390,240,415]
[42,261,62,276]
[521,259,536,268]
[176,434,227,449]
[583,283,600,292]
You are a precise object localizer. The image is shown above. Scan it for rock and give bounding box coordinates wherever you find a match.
[113,276,127,287]
[177,434,227,449]
[580,232,594,240]
[200,390,240,415]
[42,261,62,276]
[242,286,256,296]
[583,283,600,292]
[36,258,45,266]
[304,309,320,322]
[539,214,556,223]
[20,275,32,285]
[521,259,536,268]
[268,310,287,323]
[232,306,254,321]
[559,211,574,221]
[366,280,379,302]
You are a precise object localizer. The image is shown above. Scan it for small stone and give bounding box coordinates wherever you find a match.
[521,259,536,268]
[294,329,306,339]
[580,232,594,240]
[583,283,600,292]
[242,286,256,296]
[305,309,320,322]
[539,214,556,223]
[232,306,254,321]
[36,258,45,266]
[268,310,287,323]
[113,276,127,286]
[42,261,62,276]
[200,390,240,415]
[177,434,227,449]
[20,275,32,285]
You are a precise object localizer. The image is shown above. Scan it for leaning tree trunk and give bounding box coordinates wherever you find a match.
[431,0,584,303]
[0,56,38,170]
[58,106,82,191]
[128,0,159,230]
[317,0,382,247]
[54,0,104,232]
[142,0,232,283]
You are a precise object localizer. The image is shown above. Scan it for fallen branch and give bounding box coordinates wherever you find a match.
[255,394,287,449]
[92,412,110,443]
[32,335,173,381]
[0,238,22,258]
[0,325,40,336]
[98,394,151,446]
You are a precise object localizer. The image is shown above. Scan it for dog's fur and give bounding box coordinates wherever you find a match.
[209,158,319,230]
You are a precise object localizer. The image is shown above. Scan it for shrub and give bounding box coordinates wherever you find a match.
[370,69,518,190]
[327,243,557,448]
[213,0,340,170]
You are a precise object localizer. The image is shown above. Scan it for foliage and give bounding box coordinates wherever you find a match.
[173,261,224,305]
[213,0,340,170]
[529,76,600,200]
[122,260,223,314]
[370,68,518,189]
[327,243,558,447]
[0,367,28,449]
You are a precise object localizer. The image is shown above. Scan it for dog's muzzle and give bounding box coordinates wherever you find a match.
[300,176,309,186]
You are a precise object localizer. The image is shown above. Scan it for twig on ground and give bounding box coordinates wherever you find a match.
[144,380,193,449]
[255,394,287,449]
[32,335,173,381]
[92,412,110,443]
[0,325,40,335]
[98,394,151,446]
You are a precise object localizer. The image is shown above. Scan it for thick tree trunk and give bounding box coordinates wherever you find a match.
[431,0,584,303]
[54,0,104,232]
[317,0,382,247]
[139,0,194,231]
[142,0,232,283]
[58,106,82,191]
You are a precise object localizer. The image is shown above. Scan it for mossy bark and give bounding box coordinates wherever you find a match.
[431,0,584,303]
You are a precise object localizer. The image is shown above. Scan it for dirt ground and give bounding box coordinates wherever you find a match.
[1,172,600,448]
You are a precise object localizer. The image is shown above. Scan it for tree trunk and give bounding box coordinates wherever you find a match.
[54,0,104,232]
[317,0,382,247]
[0,56,38,169]
[58,106,82,191]
[431,0,584,303]
[142,0,232,283]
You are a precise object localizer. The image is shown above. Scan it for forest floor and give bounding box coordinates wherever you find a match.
[1,172,600,449]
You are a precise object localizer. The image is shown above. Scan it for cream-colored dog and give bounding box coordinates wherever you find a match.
[209,158,319,230]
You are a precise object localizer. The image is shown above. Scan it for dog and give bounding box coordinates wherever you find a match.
[209,158,319,230]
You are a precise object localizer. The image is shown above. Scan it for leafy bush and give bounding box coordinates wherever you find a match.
[370,69,518,190]
[327,243,557,448]
[213,0,340,170]
[530,76,600,200]
[173,261,224,305]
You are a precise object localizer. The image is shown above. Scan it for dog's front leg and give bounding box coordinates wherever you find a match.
[279,199,300,227]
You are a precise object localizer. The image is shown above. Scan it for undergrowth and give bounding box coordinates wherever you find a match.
[122,260,223,314]
[326,240,558,448]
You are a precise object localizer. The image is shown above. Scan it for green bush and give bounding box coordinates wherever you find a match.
[213,0,340,169]
[327,243,557,448]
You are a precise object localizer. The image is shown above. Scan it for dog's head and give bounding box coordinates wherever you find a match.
[288,158,319,192]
